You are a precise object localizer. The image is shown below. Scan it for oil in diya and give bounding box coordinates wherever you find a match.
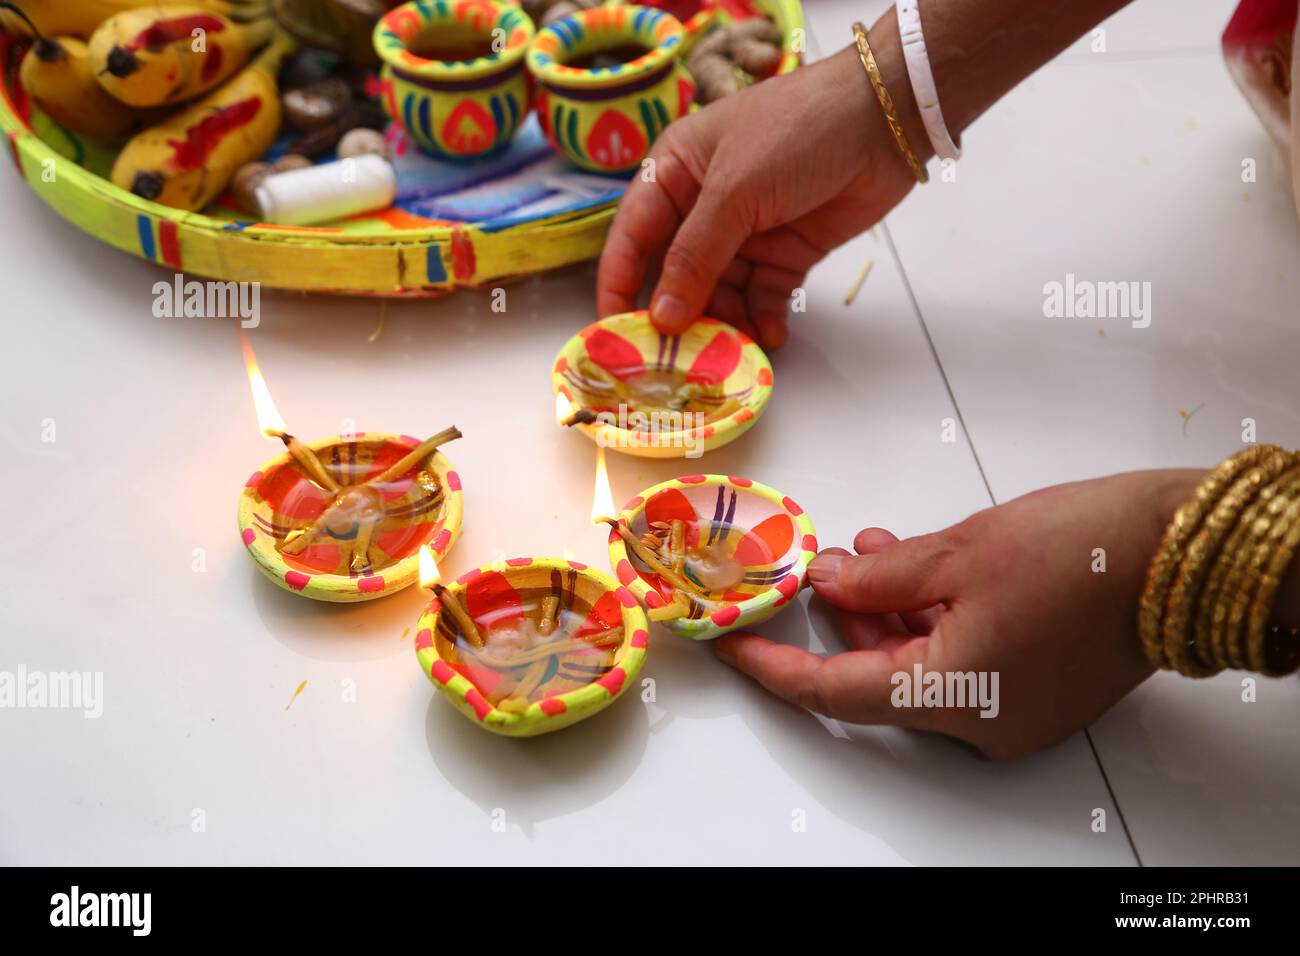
[237,334,465,602]
[552,311,774,458]
[598,472,819,641]
[415,546,648,736]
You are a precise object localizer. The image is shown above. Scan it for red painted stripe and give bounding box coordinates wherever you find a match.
[357,575,385,593]
[595,666,627,696]
[465,688,492,720]
[159,219,182,270]
[430,659,455,684]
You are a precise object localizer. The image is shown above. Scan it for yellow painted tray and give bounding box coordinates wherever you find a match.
[0,0,803,297]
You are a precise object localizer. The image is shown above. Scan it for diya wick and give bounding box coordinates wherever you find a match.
[555,392,599,428]
[241,333,339,493]
[419,545,484,649]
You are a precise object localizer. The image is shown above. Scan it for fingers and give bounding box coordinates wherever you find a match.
[852,528,943,634]
[649,178,749,335]
[595,149,700,319]
[808,530,955,614]
[716,631,931,726]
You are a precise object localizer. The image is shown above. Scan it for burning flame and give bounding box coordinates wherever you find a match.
[418,544,441,589]
[240,331,286,437]
[590,445,615,523]
[555,392,572,425]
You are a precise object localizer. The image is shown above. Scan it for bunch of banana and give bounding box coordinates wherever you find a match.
[0,0,268,40]
[1,2,149,141]
[89,4,276,106]
[110,32,293,210]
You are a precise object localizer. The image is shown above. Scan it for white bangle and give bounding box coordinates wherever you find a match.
[897,0,962,162]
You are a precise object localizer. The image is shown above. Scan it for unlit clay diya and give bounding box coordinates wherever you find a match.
[239,430,465,602]
[553,311,773,458]
[415,553,648,736]
[602,475,817,640]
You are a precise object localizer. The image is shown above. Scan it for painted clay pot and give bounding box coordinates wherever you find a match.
[239,432,464,602]
[608,0,718,58]
[374,0,535,160]
[416,558,649,736]
[526,5,696,173]
[607,475,817,640]
[552,310,774,457]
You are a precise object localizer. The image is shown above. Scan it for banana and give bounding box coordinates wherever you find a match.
[19,34,149,142]
[0,0,268,40]
[111,33,293,210]
[90,5,276,107]
[1,3,148,142]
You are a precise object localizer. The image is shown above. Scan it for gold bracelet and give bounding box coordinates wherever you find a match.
[851,21,929,184]
[1162,451,1294,675]
[1140,445,1300,676]
[1137,444,1277,669]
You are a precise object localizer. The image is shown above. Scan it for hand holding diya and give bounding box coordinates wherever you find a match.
[598,474,818,641]
[415,548,648,736]
[237,336,464,602]
[553,311,773,458]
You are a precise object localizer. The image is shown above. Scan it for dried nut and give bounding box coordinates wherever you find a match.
[731,17,782,45]
[231,161,273,213]
[273,153,313,173]
[732,37,781,76]
[541,1,581,27]
[336,127,388,159]
[282,77,353,131]
[691,27,732,61]
[278,50,331,90]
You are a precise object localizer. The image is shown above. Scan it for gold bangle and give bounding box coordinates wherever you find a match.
[1140,445,1300,677]
[1137,444,1278,669]
[1248,484,1300,674]
[1162,451,1294,675]
[851,21,929,184]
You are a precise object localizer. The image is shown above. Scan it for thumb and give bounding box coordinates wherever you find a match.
[649,186,747,335]
[808,531,955,614]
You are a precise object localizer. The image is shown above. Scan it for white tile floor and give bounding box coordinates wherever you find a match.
[0,0,1295,864]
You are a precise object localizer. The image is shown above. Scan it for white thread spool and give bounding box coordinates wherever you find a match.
[254,154,397,226]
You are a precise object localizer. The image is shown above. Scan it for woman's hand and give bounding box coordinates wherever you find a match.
[716,469,1205,759]
[595,43,923,349]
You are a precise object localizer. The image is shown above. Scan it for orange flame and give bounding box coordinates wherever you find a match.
[555,392,572,424]
[590,445,615,523]
[240,331,286,437]
[418,544,441,589]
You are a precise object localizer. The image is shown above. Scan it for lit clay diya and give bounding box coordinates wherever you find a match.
[239,432,465,602]
[415,554,648,736]
[603,475,816,640]
[553,310,773,458]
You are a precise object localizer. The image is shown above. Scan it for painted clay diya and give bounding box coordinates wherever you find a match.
[239,432,464,602]
[416,557,649,736]
[526,5,695,172]
[604,475,816,640]
[553,310,774,458]
[374,0,535,160]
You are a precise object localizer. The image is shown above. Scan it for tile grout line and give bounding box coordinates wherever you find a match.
[879,219,1145,868]
[879,222,995,504]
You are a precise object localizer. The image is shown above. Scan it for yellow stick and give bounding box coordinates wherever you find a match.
[432,583,484,649]
[269,430,339,492]
[369,426,462,485]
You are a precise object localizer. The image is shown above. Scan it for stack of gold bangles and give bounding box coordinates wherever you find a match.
[1139,445,1300,677]
[851,21,929,184]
